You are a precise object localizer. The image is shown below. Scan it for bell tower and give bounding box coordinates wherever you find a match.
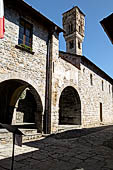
[63,6,85,55]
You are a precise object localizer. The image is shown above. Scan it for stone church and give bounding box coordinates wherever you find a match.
[0,0,113,134]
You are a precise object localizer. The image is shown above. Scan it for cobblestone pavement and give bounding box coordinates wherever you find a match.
[0,125,113,170]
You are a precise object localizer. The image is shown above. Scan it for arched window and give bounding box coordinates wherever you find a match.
[78,41,81,49]
[79,25,82,34]
[69,40,74,49]
[79,25,81,33]
[71,23,73,32]
[68,23,73,33]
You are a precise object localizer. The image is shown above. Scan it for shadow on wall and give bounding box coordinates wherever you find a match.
[0,125,113,170]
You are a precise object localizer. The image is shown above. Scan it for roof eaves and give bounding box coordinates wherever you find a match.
[62,6,85,17]
[59,51,82,58]
[16,0,64,33]
[82,55,113,83]
[100,13,113,44]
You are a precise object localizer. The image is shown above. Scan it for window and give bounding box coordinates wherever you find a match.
[18,19,33,49]
[79,25,82,34]
[79,25,81,33]
[83,68,85,73]
[109,84,110,94]
[90,74,93,86]
[70,23,73,32]
[102,80,104,91]
[78,41,81,49]
[69,40,74,49]
[68,23,73,34]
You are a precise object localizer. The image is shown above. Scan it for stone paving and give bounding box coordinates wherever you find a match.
[0,125,113,170]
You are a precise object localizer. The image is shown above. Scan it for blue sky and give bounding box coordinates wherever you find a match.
[25,0,113,78]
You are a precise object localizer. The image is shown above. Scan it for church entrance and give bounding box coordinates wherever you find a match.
[0,79,43,132]
[59,86,81,125]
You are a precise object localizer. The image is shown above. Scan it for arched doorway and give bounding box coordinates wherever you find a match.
[59,86,81,125]
[0,79,43,132]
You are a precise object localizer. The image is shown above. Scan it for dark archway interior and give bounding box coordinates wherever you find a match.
[0,79,43,132]
[59,86,81,125]
[16,90,36,124]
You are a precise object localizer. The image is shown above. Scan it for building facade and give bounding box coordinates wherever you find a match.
[0,0,113,134]
[0,0,62,133]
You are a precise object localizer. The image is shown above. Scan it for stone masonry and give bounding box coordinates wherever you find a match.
[0,0,60,133]
[51,6,113,132]
[0,1,113,134]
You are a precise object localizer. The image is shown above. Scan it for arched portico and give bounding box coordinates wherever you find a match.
[0,79,43,132]
[59,86,81,125]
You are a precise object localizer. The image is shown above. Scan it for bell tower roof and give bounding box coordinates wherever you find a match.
[62,6,85,17]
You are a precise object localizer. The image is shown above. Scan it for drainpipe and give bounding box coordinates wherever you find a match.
[44,27,57,134]
[44,29,53,134]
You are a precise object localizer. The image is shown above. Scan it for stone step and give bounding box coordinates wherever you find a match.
[0,128,43,145]
[12,123,36,129]
[58,125,82,132]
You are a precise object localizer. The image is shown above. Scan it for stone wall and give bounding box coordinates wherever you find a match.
[0,2,112,134]
[79,60,113,127]
[51,52,113,132]
[51,53,80,132]
[0,4,48,105]
[0,2,59,133]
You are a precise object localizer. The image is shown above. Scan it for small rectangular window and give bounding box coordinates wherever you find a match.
[53,62,54,73]
[102,80,104,91]
[90,74,93,86]
[79,25,81,33]
[109,84,110,94]
[18,19,33,49]
[69,40,74,49]
[78,41,81,49]
[69,23,73,34]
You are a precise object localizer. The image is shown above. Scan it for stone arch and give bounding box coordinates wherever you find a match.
[59,86,81,125]
[0,79,43,132]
